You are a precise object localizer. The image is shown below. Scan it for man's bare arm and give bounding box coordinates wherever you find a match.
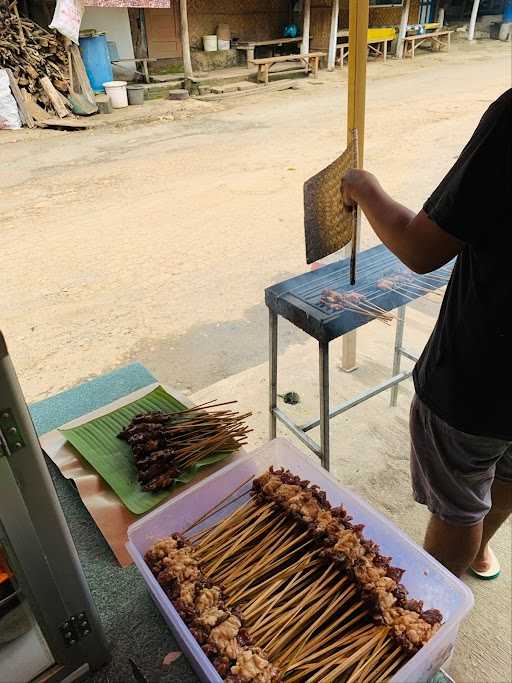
[342,170,463,274]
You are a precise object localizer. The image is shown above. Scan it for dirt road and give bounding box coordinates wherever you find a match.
[1,40,510,401]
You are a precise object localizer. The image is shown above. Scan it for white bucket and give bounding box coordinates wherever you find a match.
[217,38,230,50]
[102,80,128,108]
[203,35,218,52]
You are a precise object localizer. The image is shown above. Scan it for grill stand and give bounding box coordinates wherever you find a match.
[268,304,417,471]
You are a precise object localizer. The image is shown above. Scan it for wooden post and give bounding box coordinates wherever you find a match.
[301,0,311,55]
[468,0,481,41]
[179,0,194,79]
[327,0,340,71]
[341,0,369,372]
[396,0,411,58]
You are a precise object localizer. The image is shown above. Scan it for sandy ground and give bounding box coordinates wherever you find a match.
[1,39,509,402]
[1,39,511,683]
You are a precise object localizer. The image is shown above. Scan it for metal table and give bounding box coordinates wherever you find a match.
[265,244,452,470]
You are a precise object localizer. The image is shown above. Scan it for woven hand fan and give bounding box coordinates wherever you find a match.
[304,128,359,282]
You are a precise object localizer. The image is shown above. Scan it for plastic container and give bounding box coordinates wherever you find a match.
[127,438,474,683]
[504,0,512,23]
[203,35,218,52]
[499,21,512,40]
[217,23,230,50]
[79,34,113,93]
[103,81,128,108]
[217,24,231,41]
[127,84,145,106]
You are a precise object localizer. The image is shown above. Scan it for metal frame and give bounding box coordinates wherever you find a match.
[269,305,418,470]
[0,331,110,679]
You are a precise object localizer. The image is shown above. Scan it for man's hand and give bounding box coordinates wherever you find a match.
[341,169,379,209]
[340,168,463,273]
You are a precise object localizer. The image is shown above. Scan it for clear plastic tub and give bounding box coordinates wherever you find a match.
[127,438,473,683]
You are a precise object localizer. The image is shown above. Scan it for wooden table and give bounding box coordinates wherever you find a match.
[236,37,304,67]
[111,58,156,83]
[336,27,396,66]
[403,30,453,58]
[337,37,394,65]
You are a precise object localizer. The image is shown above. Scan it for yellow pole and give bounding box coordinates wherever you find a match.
[347,0,368,174]
[342,0,369,372]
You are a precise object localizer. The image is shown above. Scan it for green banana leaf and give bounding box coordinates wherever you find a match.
[60,386,231,515]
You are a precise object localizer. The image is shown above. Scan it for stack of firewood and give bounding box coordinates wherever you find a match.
[0,0,70,111]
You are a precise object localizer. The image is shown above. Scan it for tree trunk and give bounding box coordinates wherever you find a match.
[327,0,340,71]
[396,0,411,58]
[179,0,193,78]
[301,0,311,55]
[468,0,481,41]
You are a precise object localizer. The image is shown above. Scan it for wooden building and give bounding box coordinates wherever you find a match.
[27,0,427,78]
[135,1,292,62]
[134,0,424,75]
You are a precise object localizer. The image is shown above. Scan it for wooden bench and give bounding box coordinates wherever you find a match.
[337,27,396,66]
[403,30,453,58]
[236,37,304,68]
[111,58,156,84]
[253,52,325,85]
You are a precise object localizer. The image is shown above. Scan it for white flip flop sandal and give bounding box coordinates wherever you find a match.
[469,546,501,580]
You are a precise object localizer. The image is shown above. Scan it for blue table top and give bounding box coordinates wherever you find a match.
[30,362,156,435]
[265,244,453,342]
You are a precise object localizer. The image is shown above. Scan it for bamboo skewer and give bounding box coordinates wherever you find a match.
[284,603,369,670]
[363,646,404,683]
[395,279,442,297]
[278,583,358,665]
[183,475,254,535]
[346,629,391,683]
[307,627,389,683]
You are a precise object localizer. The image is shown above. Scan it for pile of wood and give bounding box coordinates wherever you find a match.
[0,0,70,111]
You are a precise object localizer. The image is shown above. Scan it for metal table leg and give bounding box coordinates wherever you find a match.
[319,341,330,470]
[390,305,406,407]
[269,309,278,439]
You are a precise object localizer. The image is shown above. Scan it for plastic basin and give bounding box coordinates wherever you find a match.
[102,81,128,109]
[127,438,473,683]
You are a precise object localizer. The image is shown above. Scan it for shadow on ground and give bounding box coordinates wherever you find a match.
[121,301,308,394]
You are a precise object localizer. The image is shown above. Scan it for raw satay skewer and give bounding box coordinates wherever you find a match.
[378,278,429,303]
[391,275,442,297]
[321,289,394,323]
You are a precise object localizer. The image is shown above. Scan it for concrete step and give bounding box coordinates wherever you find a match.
[143,65,309,99]
[194,72,257,88]
[206,81,260,95]
[143,81,185,100]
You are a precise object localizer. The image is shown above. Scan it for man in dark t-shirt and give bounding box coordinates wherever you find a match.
[342,89,512,578]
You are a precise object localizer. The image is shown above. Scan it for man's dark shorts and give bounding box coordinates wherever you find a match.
[410,395,512,526]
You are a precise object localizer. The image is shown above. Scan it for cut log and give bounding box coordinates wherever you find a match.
[12,5,26,49]
[5,68,34,127]
[40,75,68,117]
[21,89,50,126]
[42,118,90,130]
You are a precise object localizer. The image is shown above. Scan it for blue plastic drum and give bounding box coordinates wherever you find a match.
[79,34,113,93]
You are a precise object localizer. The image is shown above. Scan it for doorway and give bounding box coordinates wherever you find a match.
[145,3,182,59]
